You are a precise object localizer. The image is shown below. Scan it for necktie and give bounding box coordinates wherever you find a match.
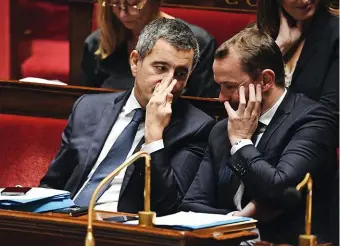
[251,122,266,145]
[241,121,267,208]
[74,108,145,207]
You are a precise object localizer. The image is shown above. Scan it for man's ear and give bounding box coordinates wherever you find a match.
[261,69,275,92]
[130,50,140,77]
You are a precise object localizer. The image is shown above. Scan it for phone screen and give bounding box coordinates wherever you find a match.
[1,187,32,196]
[53,206,88,216]
[103,215,138,223]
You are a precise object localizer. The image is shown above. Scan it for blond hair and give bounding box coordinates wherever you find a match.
[95,0,127,59]
[95,0,162,59]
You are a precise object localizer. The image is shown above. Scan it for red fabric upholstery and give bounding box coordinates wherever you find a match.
[0,114,66,187]
[160,7,256,46]
[0,0,10,79]
[21,40,69,82]
[17,1,256,82]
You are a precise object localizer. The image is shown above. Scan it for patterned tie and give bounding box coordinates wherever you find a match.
[74,108,145,207]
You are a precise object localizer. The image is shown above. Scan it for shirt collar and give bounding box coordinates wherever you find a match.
[259,89,287,126]
[123,88,142,117]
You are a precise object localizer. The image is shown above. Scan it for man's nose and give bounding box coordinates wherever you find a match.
[218,91,231,103]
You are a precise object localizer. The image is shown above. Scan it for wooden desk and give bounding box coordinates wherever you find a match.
[0,80,225,119]
[0,209,257,245]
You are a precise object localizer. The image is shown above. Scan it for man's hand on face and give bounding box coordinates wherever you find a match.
[224,84,262,145]
[144,73,177,144]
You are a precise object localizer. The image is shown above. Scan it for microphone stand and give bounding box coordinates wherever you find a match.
[85,151,156,246]
[296,173,317,246]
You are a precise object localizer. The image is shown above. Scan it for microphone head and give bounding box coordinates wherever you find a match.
[282,187,302,209]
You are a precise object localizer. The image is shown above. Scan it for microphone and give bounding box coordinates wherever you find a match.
[84,151,156,246]
[290,173,317,246]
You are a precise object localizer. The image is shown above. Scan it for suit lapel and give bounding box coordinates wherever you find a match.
[256,91,295,153]
[80,92,130,184]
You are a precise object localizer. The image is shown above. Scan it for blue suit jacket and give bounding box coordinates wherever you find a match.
[180,91,337,244]
[40,91,215,215]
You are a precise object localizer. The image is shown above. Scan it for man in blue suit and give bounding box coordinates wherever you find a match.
[40,18,215,216]
[180,28,337,244]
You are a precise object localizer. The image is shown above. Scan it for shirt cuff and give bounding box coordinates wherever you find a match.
[141,139,164,154]
[230,139,253,155]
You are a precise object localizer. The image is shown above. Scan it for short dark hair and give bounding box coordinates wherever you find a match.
[136,18,200,69]
[215,27,285,88]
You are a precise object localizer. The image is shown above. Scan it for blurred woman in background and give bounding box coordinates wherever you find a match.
[80,0,219,97]
[257,0,339,111]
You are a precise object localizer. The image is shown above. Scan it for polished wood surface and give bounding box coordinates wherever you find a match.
[0,80,225,119]
[0,209,257,245]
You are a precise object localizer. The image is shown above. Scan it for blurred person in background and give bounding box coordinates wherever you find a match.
[257,0,339,111]
[80,0,219,97]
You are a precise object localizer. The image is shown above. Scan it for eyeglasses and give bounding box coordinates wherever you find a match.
[102,0,147,15]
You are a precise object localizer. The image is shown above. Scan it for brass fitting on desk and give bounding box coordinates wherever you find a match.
[85,151,155,246]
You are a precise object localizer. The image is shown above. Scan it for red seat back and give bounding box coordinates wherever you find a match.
[0,114,67,187]
[160,7,256,46]
[92,5,256,46]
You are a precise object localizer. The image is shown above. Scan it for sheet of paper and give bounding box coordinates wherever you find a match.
[0,187,71,204]
[20,77,67,85]
[125,211,254,230]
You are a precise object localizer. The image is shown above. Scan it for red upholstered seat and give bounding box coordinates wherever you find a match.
[17,1,256,83]
[160,7,256,46]
[0,114,67,187]
[21,40,69,83]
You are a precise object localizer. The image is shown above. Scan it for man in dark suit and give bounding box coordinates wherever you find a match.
[180,28,337,244]
[40,18,215,216]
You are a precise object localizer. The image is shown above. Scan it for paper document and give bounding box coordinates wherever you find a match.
[125,211,255,230]
[0,187,74,212]
[0,187,71,204]
[20,77,67,85]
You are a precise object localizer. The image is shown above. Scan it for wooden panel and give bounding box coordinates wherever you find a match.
[69,0,94,85]
[0,209,257,245]
[0,80,225,119]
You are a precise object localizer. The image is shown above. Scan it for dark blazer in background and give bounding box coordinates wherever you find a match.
[289,7,339,111]
[40,91,215,216]
[81,20,219,97]
[180,91,338,244]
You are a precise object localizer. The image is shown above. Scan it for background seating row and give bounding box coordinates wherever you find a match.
[0,0,256,84]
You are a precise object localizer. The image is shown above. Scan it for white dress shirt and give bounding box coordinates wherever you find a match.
[73,88,164,212]
[231,89,287,211]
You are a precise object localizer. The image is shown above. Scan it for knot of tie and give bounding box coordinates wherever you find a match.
[132,108,145,123]
[254,122,266,136]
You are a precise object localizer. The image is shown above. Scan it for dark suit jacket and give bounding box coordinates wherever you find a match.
[289,7,339,111]
[81,20,219,97]
[40,91,215,216]
[180,91,337,244]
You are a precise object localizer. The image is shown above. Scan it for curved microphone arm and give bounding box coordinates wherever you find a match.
[85,151,155,246]
[295,173,317,246]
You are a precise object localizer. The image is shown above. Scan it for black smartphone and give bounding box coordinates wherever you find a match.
[103,215,138,223]
[53,206,88,217]
[1,187,32,196]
